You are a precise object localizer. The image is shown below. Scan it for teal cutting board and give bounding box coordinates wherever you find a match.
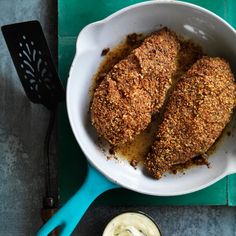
[58,0,236,206]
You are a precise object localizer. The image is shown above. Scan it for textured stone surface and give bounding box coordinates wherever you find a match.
[0,1,236,236]
[0,0,57,235]
[75,205,236,236]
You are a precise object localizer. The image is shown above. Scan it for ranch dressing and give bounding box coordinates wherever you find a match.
[102,212,161,236]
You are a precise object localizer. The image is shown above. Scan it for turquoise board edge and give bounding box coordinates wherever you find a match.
[58,0,236,206]
[228,174,236,206]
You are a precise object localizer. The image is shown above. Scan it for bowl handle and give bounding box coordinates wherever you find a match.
[37,164,118,236]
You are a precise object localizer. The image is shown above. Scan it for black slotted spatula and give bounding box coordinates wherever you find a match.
[2,20,65,235]
[2,20,64,108]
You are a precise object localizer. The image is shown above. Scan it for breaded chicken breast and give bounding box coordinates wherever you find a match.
[145,56,236,179]
[91,28,180,146]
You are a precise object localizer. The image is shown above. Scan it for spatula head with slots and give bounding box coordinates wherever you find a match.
[2,20,65,110]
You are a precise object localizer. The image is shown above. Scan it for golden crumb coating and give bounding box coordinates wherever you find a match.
[91,28,180,145]
[145,56,236,179]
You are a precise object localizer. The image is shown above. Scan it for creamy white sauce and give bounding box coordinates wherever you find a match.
[102,212,161,236]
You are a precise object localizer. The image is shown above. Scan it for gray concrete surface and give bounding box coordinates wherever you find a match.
[0,0,57,235]
[76,205,236,236]
[0,1,236,236]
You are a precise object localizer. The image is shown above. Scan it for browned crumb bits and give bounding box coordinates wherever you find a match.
[130,159,138,169]
[126,33,143,45]
[109,147,115,155]
[101,48,110,56]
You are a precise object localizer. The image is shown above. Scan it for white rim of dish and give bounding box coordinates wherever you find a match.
[66,0,236,196]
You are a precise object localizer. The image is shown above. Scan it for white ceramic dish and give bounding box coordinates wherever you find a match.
[67,1,236,196]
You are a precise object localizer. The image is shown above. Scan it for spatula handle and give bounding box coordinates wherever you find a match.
[41,208,59,236]
[37,164,118,236]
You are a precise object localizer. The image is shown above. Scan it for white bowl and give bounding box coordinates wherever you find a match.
[67,1,236,196]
